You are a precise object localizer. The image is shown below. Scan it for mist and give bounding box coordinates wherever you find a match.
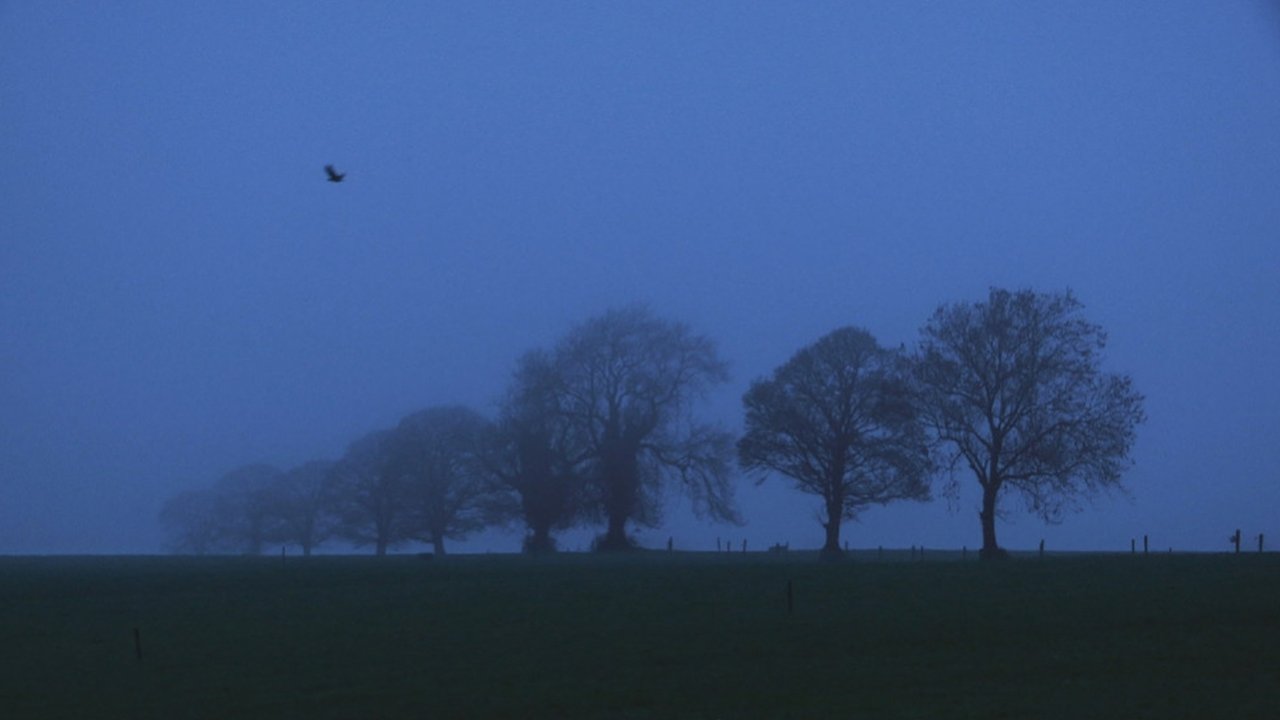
[2,2,1277,555]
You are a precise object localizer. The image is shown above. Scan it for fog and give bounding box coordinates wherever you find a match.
[2,2,1277,555]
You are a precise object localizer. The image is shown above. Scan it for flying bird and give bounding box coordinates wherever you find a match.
[324,164,346,183]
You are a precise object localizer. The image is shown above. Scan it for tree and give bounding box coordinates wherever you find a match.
[158,487,225,554]
[266,460,335,556]
[211,463,282,555]
[552,306,739,551]
[328,429,411,555]
[486,350,586,553]
[914,288,1146,559]
[739,327,932,560]
[389,406,495,556]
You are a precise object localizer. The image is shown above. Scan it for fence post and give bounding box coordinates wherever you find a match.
[1131,538,1135,554]
[1039,539,1045,559]
[1231,529,1241,554]
[1260,534,1265,553]
[1143,535,1149,555]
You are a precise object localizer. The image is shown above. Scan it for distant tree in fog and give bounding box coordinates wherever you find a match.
[739,327,932,560]
[485,350,587,553]
[389,406,497,556]
[266,460,336,556]
[211,463,282,555]
[914,288,1146,559]
[159,487,225,554]
[550,306,740,551]
[328,430,412,555]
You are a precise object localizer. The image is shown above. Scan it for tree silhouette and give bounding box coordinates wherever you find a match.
[328,430,411,555]
[210,463,282,555]
[266,460,335,557]
[740,327,931,560]
[390,406,495,556]
[158,487,225,555]
[486,350,586,553]
[551,306,739,550]
[915,288,1145,559]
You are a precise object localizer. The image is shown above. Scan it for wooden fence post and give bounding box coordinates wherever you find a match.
[1039,539,1045,559]
[1231,529,1241,554]
[1131,538,1135,554]
[1143,535,1149,555]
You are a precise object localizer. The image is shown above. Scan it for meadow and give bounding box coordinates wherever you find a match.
[1,551,1276,719]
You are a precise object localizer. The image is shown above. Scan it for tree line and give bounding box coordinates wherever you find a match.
[160,288,1145,560]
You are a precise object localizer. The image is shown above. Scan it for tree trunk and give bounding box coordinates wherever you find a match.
[598,511,632,551]
[301,521,314,557]
[595,439,639,552]
[979,483,1007,560]
[820,497,844,561]
[596,470,636,551]
[525,523,555,554]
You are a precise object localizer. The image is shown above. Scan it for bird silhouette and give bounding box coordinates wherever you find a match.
[324,164,346,183]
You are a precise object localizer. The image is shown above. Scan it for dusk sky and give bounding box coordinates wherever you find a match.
[2,2,1277,555]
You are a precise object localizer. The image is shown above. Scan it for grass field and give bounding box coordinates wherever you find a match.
[1,551,1277,719]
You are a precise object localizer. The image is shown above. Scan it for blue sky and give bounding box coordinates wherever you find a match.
[2,1,1278,554]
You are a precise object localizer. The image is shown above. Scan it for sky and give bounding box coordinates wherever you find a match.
[2,1,1278,555]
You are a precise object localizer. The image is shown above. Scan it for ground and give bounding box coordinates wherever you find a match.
[1,551,1276,718]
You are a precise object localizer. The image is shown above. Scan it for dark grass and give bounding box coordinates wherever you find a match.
[2,551,1278,719]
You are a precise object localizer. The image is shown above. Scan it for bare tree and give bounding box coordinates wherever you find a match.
[390,406,495,556]
[266,460,335,556]
[740,327,932,560]
[328,429,411,555]
[915,288,1145,559]
[158,487,225,554]
[552,306,739,551]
